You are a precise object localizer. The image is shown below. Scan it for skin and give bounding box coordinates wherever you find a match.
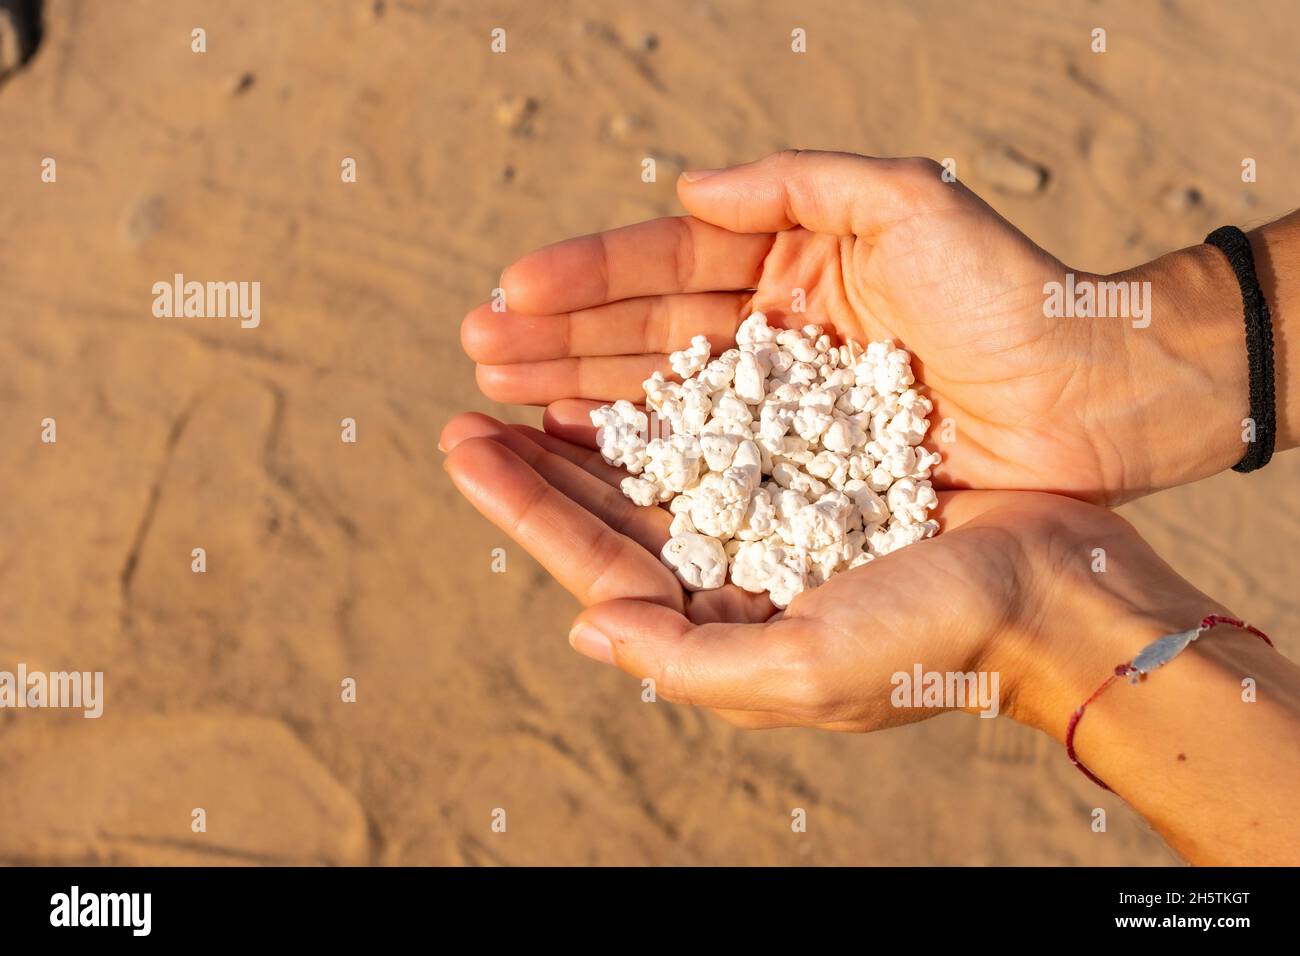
[464,150,1299,505]
[440,414,1300,864]
[448,151,1300,862]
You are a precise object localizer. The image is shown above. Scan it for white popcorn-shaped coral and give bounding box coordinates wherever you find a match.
[590,312,940,607]
[670,335,713,380]
[621,475,669,507]
[661,533,728,591]
[592,400,649,474]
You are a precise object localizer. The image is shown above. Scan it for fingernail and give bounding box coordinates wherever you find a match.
[569,623,614,664]
[438,440,447,453]
[681,167,723,183]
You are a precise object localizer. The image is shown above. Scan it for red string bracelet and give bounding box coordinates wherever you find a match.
[1065,614,1274,791]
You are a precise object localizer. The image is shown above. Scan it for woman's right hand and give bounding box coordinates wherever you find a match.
[464,150,1270,505]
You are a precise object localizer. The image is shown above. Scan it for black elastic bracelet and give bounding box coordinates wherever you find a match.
[1204,225,1277,472]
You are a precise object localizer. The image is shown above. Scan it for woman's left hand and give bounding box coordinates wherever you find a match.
[439,411,1213,735]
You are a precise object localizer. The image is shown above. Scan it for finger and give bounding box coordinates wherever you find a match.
[477,353,669,405]
[440,413,670,552]
[686,585,776,625]
[442,411,616,484]
[508,424,626,489]
[439,411,524,454]
[445,437,682,610]
[500,216,774,315]
[678,150,960,238]
[543,399,607,449]
[569,599,816,713]
[461,291,749,365]
[710,709,793,730]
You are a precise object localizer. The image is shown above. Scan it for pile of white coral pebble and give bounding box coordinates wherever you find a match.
[590,312,940,608]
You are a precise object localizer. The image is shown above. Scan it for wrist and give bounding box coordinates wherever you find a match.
[1102,213,1299,497]
[1237,218,1299,454]
[1045,612,1295,865]
[995,543,1233,743]
[1100,245,1250,498]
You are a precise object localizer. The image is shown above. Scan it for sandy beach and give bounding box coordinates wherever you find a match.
[1,0,1297,865]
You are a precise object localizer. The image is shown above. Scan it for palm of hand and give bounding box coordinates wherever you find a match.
[449,153,1189,730]
[439,411,1138,731]
[746,194,1109,501]
[466,152,1120,505]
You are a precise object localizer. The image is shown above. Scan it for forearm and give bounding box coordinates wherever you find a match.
[1076,631,1300,864]
[1105,212,1300,497]
[1009,582,1300,864]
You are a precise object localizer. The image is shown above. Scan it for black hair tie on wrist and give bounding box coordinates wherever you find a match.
[1204,225,1277,472]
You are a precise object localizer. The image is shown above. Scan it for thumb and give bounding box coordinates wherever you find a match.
[677,150,960,238]
[568,598,809,713]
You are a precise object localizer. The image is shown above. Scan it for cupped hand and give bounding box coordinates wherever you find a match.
[439,410,1210,734]
[463,150,1148,504]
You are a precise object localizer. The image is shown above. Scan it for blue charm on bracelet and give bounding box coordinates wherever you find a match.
[1128,627,1201,681]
